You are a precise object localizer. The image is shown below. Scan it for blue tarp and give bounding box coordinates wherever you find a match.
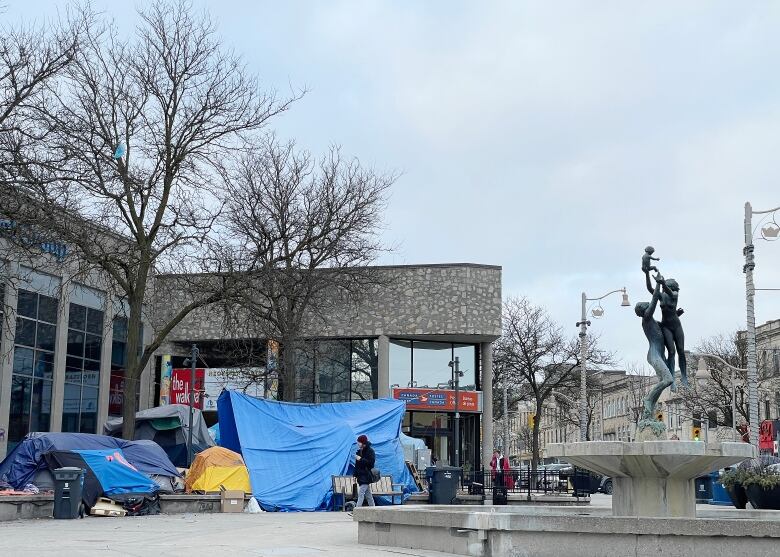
[218,391,418,511]
[0,432,180,489]
[76,449,160,497]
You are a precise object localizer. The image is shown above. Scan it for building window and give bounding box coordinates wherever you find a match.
[389,339,412,388]
[351,339,378,401]
[62,303,104,433]
[316,340,351,403]
[9,289,57,449]
[109,317,141,417]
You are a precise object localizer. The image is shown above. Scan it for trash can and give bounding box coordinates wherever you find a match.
[570,468,599,497]
[711,470,732,506]
[428,467,461,505]
[53,467,85,519]
[695,474,713,504]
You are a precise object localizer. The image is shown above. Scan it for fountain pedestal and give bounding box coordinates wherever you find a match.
[547,441,755,518]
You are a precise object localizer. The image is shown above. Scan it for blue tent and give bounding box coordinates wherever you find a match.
[0,432,180,490]
[218,391,418,511]
[44,449,160,507]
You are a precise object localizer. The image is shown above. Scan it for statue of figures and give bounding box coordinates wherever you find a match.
[636,274,674,421]
[644,265,687,390]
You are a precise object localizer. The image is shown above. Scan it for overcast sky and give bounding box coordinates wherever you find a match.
[7,1,780,369]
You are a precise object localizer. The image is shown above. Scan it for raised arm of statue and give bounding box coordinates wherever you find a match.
[644,270,654,295]
[646,276,663,317]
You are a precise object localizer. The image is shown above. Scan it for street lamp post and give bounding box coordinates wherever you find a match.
[577,288,630,441]
[449,357,462,467]
[743,202,780,446]
[182,343,200,467]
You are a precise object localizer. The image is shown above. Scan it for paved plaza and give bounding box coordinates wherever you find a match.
[0,511,459,557]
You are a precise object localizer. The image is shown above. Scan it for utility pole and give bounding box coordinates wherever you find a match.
[450,357,462,467]
[503,382,510,456]
[185,343,199,467]
[578,292,589,441]
[744,202,759,446]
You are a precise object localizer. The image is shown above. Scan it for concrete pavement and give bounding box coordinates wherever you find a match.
[0,512,459,557]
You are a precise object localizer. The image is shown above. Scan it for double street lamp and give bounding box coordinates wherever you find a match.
[577,288,630,441]
[743,202,780,446]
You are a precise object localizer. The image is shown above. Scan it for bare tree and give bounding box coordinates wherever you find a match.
[555,372,605,441]
[0,1,295,438]
[221,138,394,401]
[494,296,613,471]
[677,332,779,434]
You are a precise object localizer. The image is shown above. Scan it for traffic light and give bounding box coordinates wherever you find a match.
[528,414,537,428]
[656,411,664,423]
[692,427,702,441]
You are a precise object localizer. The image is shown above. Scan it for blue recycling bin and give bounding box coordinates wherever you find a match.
[695,474,713,504]
[711,470,732,506]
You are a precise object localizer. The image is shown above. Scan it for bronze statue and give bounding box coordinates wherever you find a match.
[635,273,673,421]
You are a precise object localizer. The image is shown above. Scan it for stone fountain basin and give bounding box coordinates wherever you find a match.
[546,441,756,518]
[546,441,755,479]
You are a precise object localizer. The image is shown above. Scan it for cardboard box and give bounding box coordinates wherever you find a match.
[90,497,127,517]
[220,490,244,513]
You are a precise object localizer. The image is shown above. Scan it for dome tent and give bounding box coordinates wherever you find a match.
[103,404,214,467]
[185,446,251,493]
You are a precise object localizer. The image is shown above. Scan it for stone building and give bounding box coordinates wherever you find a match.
[155,263,502,472]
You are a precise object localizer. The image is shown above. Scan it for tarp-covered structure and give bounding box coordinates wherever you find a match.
[218,391,418,511]
[185,446,251,493]
[44,449,160,507]
[103,404,213,467]
[399,432,427,463]
[0,432,180,491]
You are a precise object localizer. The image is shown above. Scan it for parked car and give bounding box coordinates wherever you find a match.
[599,476,613,495]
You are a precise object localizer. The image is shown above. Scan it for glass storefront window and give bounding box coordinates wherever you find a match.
[9,289,56,449]
[453,344,477,389]
[109,316,141,417]
[389,339,411,388]
[351,339,378,401]
[63,302,103,432]
[412,341,453,389]
[317,340,351,403]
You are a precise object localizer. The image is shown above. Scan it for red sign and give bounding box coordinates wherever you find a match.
[171,368,206,409]
[759,420,777,452]
[392,388,482,413]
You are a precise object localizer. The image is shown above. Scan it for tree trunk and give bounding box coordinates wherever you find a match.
[121,293,145,440]
[531,403,542,472]
[280,335,297,401]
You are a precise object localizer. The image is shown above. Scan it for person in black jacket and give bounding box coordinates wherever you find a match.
[354,434,376,507]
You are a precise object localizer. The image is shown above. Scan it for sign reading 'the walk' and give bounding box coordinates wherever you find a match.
[392,388,482,413]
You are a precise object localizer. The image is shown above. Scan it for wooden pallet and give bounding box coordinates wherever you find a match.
[406,461,424,491]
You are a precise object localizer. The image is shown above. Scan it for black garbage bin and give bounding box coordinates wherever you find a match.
[428,467,461,505]
[53,467,85,519]
[695,474,713,504]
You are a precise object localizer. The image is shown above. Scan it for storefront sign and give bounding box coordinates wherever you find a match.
[171,367,205,409]
[202,367,264,411]
[392,388,482,413]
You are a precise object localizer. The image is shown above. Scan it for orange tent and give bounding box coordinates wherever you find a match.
[185,446,251,493]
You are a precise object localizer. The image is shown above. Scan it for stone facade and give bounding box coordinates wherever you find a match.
[157,263,502,343]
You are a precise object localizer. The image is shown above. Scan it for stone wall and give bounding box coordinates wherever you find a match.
[155,263,502,342]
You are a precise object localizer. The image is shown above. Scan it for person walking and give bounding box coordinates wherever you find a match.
[354,434,376,508]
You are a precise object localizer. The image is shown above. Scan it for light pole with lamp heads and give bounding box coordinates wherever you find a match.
[577,288,631,441]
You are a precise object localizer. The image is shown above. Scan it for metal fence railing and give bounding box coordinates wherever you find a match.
[459,468,598,502]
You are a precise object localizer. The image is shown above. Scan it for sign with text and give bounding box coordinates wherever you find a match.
[171,367,206,409]
[392,388,482,413]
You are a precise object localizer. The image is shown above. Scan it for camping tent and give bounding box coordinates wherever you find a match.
[0,432,180,492]
[44,449,160,507]
[218,391,418,511]
[185,446,251,493]
[103,404,214,467]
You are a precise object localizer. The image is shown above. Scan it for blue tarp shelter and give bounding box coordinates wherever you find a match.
[0,432,180,490]
[218,391,418,511]
[44,448,160,507]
